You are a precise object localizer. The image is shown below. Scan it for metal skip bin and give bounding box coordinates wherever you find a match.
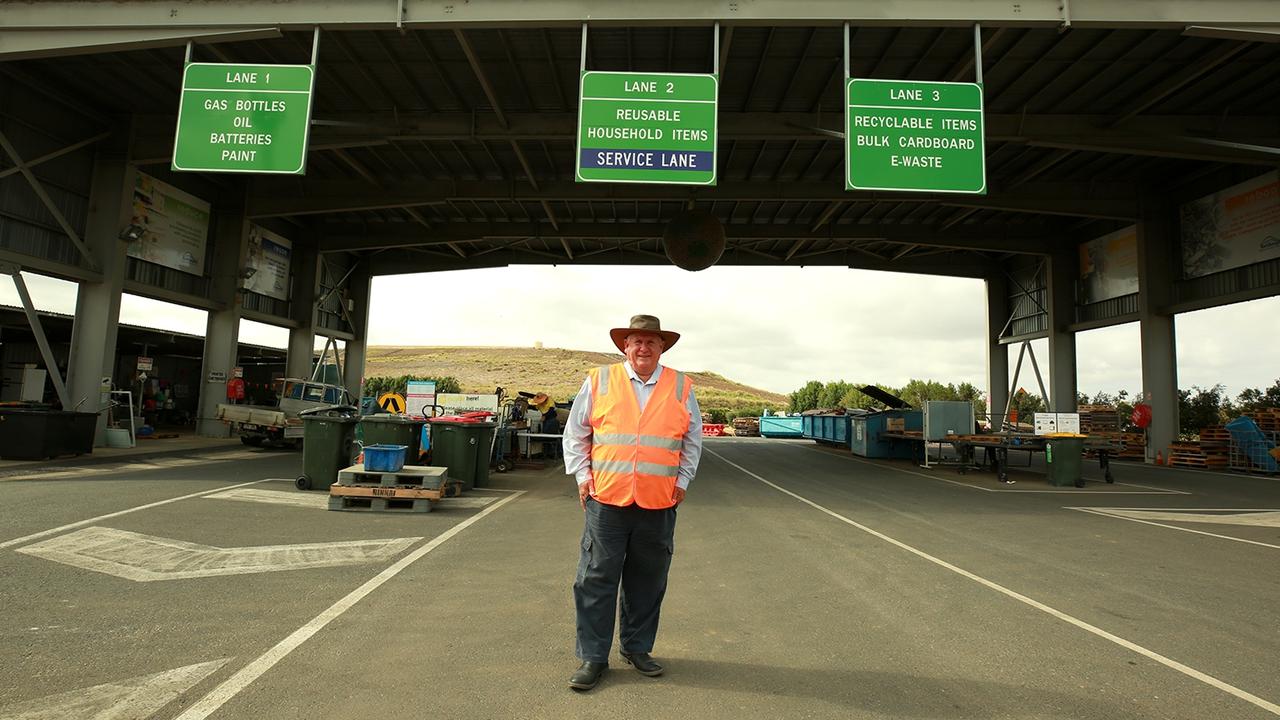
[802,414,851,446]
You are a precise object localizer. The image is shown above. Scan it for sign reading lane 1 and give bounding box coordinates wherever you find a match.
[846,78,986,194]
[576,71,718,185]
[173,63,315,174]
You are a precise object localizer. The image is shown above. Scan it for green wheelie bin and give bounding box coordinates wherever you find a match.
[296,405,361,491]
[1045,433,1087,488]
[427,418,497,491]
[360,415,426,465]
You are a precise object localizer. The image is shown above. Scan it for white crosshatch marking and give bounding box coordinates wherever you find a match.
[17,527,422,581]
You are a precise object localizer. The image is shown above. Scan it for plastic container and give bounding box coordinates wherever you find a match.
[296,406,360,491]
[360,415,425,465]
[427,418,496,490]
[363,444,408,473]
[1045,433,1086,487]
[105,427,133,448]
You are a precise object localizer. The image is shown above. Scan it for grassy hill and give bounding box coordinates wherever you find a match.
[363,346,787,418]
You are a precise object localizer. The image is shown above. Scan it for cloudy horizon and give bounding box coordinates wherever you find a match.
[3,266,1277,402]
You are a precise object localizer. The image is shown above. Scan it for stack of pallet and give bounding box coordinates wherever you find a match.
[733,417,760,437]
[329,464,459,513]
[1077,404,1121,434]
[1244,409,1280,433]
[1168,428,1230,470]
[1114,432,1147,459]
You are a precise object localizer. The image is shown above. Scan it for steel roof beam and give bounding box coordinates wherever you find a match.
[249,178,1136,220]
[132,111,1280,146]
[319,221,1055,255]
[453,28,508,128]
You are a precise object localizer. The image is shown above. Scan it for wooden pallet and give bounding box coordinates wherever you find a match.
[337,464,449,489]
[328,496,435,513]
[329,483,459,501]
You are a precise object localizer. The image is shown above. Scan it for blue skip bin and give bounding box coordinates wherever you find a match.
[363,444,409,473]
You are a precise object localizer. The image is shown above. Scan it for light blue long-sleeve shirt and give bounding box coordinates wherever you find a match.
[562,362,703,490]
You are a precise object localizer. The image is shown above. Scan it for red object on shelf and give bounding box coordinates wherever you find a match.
[702,423,726,436]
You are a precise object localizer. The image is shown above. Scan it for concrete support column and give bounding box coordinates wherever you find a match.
[286,241,318,380]
[1046,249,1079,411]
[1137,198,1179,463]
[341,268,372,400]
[984,274,1009,428]
[195,201,249,437]
[67,125,134,445]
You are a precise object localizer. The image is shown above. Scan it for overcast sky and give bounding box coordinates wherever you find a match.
[3,267,1277,401]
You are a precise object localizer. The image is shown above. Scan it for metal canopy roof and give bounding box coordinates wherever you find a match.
[4,12,1279,278]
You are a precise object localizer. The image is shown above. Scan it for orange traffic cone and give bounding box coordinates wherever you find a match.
[1155,450,1164,466]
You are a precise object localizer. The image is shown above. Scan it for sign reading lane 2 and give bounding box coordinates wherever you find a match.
[846,79,986,194]
[173,63,316,174]
[576,71,718,185]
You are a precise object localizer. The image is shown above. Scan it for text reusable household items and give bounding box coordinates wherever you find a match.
[577,71,718,185]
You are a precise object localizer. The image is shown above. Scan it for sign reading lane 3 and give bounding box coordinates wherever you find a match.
[173,63,316,174]
[576,71,718,185]
[846,78,986,194]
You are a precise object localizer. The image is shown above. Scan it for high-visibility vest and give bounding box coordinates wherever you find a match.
[588,363,692,509]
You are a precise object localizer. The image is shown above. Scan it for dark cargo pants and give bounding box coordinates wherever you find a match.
[573,497,677,663]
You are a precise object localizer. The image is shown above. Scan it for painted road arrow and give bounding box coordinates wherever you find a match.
[0,659,227,719]
[16,527,421,581]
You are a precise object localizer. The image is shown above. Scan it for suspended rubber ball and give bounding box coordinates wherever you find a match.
[663,210,726,271]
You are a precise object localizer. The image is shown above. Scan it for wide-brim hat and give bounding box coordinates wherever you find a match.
[609,314,680,353]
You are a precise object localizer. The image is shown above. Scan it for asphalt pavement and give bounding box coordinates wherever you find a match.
[1,439,1277,719]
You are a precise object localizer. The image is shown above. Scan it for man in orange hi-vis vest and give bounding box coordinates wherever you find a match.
[562,315,703,691]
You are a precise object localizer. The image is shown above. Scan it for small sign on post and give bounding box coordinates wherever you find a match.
[845,79,986,194]
[136,357,154,372]
[173,63,316,175]
[576,71,718,186]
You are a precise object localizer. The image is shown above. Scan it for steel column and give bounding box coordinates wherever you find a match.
[196,196,251,437]
[1136,196,1179,464]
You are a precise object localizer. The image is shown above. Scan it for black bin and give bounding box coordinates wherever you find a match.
[0,408,98,460]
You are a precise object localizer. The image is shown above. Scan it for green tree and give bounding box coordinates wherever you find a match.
[363,375,461,398]
[1236,379,1280,414]
[1178,384,1228,436]
[789,380,824,413]
[819,381,857,410]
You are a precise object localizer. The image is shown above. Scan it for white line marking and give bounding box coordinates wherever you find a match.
[172,490,526,720]
[18,527,422,581]
[0,658,228,720]
[1081,508,1280,527]
[803,445,1187,494]
[706,448,1280,716]
[0,451,262,482]
[1067,508,1280,550]
[0,478,272,550]
[204,488,329,509]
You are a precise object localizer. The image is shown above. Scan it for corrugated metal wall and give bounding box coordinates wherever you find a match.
[1175,257,1280,308]
[0,78,95,270]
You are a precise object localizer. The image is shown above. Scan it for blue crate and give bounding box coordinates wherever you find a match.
[363,444,408,473]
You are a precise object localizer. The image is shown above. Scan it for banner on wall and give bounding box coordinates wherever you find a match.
[127,172,211,276]
[245,225,292,300]
[1079,225,1138,304]
[1180,170,1280,279]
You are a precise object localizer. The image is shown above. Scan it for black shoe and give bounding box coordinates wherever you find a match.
[569,661,607,690]
[620,652,664,677]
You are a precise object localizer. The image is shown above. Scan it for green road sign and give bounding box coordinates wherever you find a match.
[576,71,718,185]
[173,63,315,174]
[845,78,986,194]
